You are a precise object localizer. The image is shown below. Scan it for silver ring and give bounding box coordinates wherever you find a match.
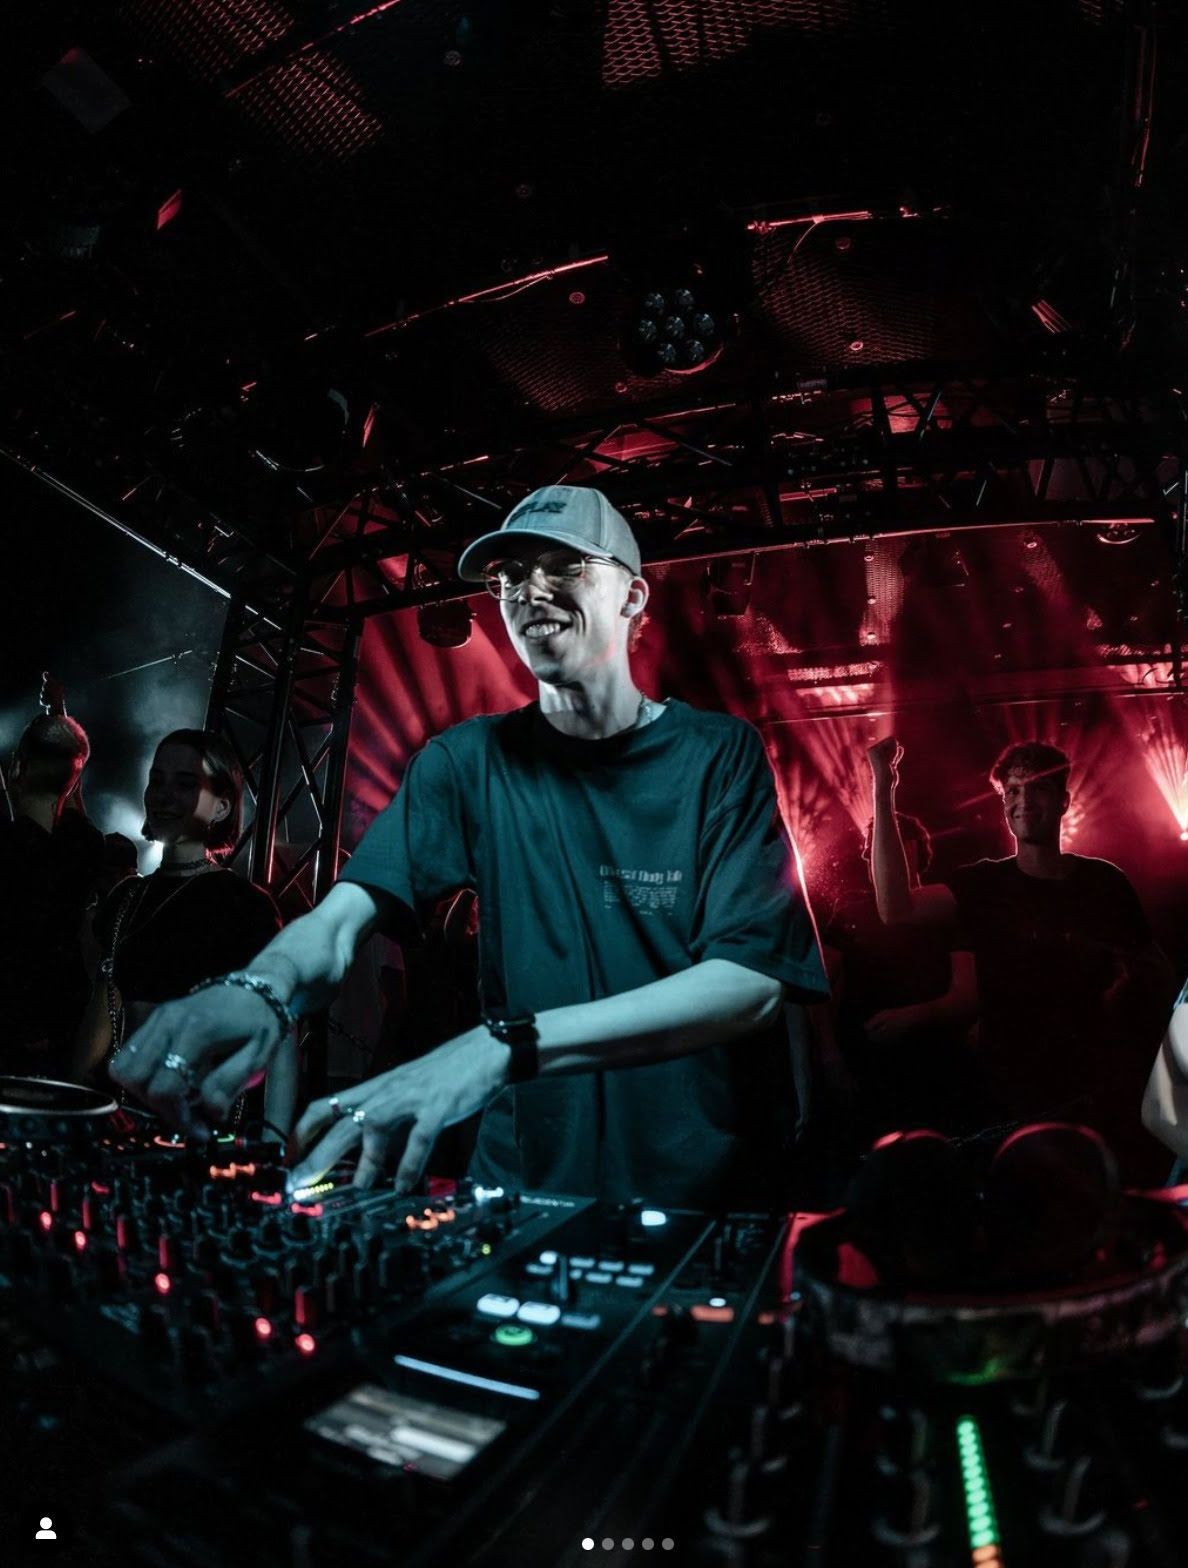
[351,1108,367,1125]
[163,1053,198,1093]
[329,1094,342,1119]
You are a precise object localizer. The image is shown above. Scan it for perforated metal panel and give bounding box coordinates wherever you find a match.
[121,0,290,82]
[121,0,382,164]
[601,0,896,90]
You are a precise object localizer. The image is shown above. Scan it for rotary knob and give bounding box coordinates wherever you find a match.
[228,1226,255,1260]
[876,1405,933,1475]
[703,1452,772,1542]
[1039,1455,1107,1539]
[872,1468,939,1549]
[1025,1399,1088,1475]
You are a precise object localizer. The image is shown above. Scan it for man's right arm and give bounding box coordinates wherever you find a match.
[236,881,392,1013]
[867,736,957,929]
[111,881,395,1131]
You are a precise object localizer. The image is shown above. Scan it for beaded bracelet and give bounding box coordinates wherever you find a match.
[189,970,298,1035]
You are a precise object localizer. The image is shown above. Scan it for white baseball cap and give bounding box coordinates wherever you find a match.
[457,485,642,581]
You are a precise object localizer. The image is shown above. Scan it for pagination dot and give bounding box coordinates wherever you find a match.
[602,1541,614,1552]
[581,1541,594,1552]
[622,1541,634,1551]
[662,1542,675,1552]
[642,1542,654,1552]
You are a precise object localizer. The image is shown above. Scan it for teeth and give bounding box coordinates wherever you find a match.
[525,622,563,639]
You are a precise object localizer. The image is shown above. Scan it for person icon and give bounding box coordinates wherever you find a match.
[36,1517,57,1539]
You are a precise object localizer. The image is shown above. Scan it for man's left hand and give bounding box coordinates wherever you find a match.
[288,1027,510,1194]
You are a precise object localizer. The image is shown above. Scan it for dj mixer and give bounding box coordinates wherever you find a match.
[2,1078,1188,1567]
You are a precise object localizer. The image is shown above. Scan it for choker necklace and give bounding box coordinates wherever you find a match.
[156,854,211,875]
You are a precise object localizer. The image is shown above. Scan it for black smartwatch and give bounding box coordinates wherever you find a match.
[483,1011,539,1083]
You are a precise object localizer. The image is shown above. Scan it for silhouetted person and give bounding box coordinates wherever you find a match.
[79,730,297,1132]
[822,811,978,1142]
[869,736,1175,1181]
[0,692,103,1074]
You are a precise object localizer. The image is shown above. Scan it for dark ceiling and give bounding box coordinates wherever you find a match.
[6,2,1188,941]
[4,1,1188,589]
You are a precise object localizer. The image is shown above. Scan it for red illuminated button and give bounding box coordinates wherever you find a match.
[691,1303,735,1324]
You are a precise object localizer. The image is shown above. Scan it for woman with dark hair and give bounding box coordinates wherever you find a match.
[77,729,297,1132]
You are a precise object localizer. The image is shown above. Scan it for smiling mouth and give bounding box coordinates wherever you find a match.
[523,621,566,640]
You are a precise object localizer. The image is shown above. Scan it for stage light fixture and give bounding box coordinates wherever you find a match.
[704,555,755,617]
[617,223,748,378]
[417,602,475,648]
[249,381,353,474]
[629,280,723,375]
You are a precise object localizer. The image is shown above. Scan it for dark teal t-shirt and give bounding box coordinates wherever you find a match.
[339,699,827,1207]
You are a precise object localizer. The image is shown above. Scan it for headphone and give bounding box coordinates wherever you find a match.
[846,1123,1120,1289]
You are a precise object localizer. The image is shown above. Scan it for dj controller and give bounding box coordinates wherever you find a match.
[2,1078,1188,1567]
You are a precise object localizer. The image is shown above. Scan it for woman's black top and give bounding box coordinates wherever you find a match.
[95,869,280,1005]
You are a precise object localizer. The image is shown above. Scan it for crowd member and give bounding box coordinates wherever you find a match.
[79,729,298,1134]
[113,485,828,1208]
[822,811,978,1143]
[0,680,103,1075]
[868,736,1175,1181]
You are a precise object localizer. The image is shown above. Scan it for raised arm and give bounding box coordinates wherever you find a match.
[111,880,391,1134]
[867,736,957,929]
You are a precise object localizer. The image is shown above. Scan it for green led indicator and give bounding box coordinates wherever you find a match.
[955,1416,1001,1557]
[492,1324,535,1347]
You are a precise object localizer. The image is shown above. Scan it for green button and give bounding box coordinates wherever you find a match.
[493,1324,536,1347]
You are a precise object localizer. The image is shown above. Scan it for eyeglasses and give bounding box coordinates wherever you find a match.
[482,549,628,601]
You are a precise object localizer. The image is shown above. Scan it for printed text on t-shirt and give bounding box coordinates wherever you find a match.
[600,865,683,913]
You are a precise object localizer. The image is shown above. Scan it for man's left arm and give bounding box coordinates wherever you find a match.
[290,958,784,1191]
[1142,1003,1188,1163]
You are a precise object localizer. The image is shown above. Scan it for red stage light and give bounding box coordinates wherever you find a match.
[156,189,183,230]
[254,1317,273,1341]
[154,1272,171,1295]
[295,1333,317,1356]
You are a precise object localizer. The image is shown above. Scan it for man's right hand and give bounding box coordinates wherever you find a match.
[867,735,902,791]
[110,986,287,1138]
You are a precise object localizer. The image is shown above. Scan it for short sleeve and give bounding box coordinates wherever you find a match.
[1101,864,1152,947]
[689,730,828,1001]
[945,863,982,947]
[338,739,474,937]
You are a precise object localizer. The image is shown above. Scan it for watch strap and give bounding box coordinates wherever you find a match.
[483,1011,539,1083]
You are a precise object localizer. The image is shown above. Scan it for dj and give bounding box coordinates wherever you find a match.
[113,487,827,1208]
